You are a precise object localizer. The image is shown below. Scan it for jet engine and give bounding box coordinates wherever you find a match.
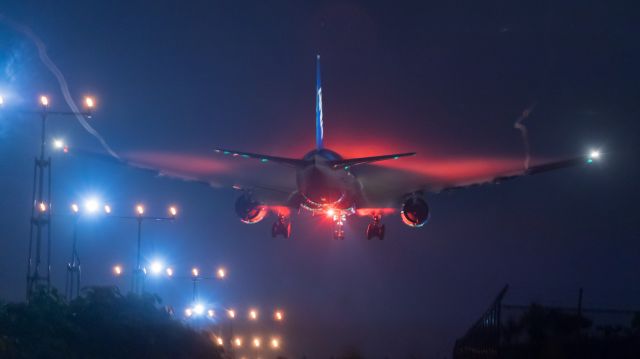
[400,196,430,227]
[235,195,268,224]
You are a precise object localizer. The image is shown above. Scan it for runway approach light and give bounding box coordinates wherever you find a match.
[104,204,112,214]
[227,309,236,319]
[40,95,49,107]
[84,97,95,109]
[193,303,205,316]
[38,202,47,213]
[274,310,284,321]
[71,203,80,213]
[136,204,145,216]
[207,309,215,318]
[191,267,199,277]
[85,198,100,213]
[249,309,258,320]
[165,267,174,277]
[0,96,4,106]
[216,267,226,279]
[253,338,261,348]
[185,308,193,317]
[53,138,64,150]
[215,336,224,346]
[113,265,122,276]
[234,337,242,347]
[588,150,601,163]
[271,338,281,349]
[150,260,164,275]
[168,206,178,217]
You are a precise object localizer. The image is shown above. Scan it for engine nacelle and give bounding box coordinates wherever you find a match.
[400,196,430,227]
[235,195,268,224]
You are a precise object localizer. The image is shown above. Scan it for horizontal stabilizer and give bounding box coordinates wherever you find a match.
[214,148,306,167]
[330,152,416,169]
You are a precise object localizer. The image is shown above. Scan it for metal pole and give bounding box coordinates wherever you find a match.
[192,278,198,302]
[66,216,80,300]
[46,155,52,290]
[133,218,143,295]
[26,159,37,298]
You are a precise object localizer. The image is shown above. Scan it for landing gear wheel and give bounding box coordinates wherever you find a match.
[378,224,385,241]
[365,215,385,240]
[366,223,375,240]
[271,215,291,239]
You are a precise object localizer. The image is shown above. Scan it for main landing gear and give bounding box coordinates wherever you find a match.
[366,214,385,240]
[272,213,291,239]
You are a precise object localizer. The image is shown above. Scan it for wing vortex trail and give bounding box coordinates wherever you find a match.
[514,102,536,170]
[0,14,120,160]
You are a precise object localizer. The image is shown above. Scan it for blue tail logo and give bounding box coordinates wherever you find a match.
[315,54,324,150]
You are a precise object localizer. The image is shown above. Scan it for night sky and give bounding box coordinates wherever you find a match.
[1,1,639,357]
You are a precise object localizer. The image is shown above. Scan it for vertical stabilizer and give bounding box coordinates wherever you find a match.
[315,54,324,149]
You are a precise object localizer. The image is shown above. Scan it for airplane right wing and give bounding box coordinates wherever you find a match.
[213,148,305,167]
[354,152,601,208]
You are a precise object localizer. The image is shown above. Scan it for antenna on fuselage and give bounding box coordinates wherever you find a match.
[315,54,324,150]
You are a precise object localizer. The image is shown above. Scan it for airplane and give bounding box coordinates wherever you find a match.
[69,55,602,240]
[211,55,602,240]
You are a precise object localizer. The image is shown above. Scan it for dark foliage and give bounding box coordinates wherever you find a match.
[500,305,640,359]
[0,287,222,359]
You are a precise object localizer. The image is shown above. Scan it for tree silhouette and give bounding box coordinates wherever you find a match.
[0,287,222,359]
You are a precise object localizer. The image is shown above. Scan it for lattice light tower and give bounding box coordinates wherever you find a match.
[25,95,94,300]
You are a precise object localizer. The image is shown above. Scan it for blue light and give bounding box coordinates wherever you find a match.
[261,158,268,163]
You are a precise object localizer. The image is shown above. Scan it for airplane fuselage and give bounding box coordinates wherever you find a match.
[296,149,359,214]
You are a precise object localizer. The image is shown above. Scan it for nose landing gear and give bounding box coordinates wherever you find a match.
[272,213,292,239]
[366,215,385,240]
[332,212,346,240]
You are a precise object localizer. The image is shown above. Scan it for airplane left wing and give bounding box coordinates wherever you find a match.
[354,152,601,208]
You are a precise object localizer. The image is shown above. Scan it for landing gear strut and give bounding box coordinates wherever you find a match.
[272,214,291,239]
[332,213,346,240]
[366,215,385,240]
